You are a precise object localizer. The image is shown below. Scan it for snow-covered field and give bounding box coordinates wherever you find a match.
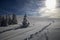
[0,16,60,40]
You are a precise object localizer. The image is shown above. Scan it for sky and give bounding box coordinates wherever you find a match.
[0,0,45,15]
[0,0,60,18]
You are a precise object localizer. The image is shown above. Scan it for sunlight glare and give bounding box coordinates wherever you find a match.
[45,0,56,9]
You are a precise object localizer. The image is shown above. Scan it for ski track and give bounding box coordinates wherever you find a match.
[25,21,60,40]
[0,16,59,40]
[2,22,51,40]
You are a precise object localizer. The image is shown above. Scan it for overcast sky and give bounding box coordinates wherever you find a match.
[0,0,44,15]
[0,0,60,18]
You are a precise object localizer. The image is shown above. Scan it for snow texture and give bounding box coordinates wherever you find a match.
[0,16,60,40]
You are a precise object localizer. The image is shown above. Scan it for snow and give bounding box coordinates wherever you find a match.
[24,19,60,40]
[0,24,20,31]
[0,16,60,40]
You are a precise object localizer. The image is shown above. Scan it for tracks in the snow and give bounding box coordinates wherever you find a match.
[0,26,21,34]
[2,23,52,40]
[39,23,51,33]
[24,23,52,40]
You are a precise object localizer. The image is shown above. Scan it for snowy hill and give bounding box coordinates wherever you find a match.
[0,16,60,40]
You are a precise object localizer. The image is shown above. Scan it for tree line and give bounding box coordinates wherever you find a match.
[0,13,30,28]
[0,14,17,27]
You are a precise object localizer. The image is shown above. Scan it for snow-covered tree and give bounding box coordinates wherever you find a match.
[8,15,12,25]
[21,14,30,28]
[0,16,2,26]
[5,14,9,25]
[12,14,17,24]
[0,16,7,26]
[0,14,18,27]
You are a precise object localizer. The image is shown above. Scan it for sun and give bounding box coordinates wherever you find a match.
[45,0,56,9]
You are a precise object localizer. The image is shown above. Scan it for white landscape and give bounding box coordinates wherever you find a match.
[0,0,60,40]
[0,16,60,40]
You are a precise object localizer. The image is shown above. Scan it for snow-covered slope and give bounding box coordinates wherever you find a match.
[0,16,60,40]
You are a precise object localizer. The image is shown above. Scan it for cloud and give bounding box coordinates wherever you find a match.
[36,0,60,18]
[38,8,60,18]
[56,0,60,8]
[17,0,45,16]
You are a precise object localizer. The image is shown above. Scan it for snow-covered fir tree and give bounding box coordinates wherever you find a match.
[8,15,12,25]
[0,16,7,26]
[21,14,30,28]
[12,14,17,24]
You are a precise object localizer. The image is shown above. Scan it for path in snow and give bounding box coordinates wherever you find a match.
[25,21,60,40]
[0,21,51,40]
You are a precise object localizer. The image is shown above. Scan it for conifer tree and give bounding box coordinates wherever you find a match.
[1,16,7,26]
[12,14,17,24]
[8,15,12,25]
[0,16,2,26]
[21,14,30,28]
[5,14,8,25]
